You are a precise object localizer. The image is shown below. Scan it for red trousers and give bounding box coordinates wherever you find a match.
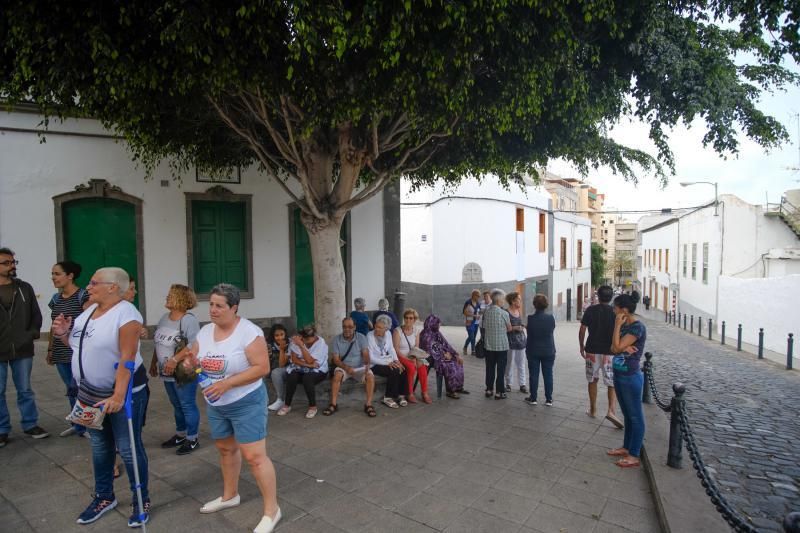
[398,355,428,394]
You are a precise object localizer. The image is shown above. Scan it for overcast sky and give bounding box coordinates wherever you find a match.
[546,58,800,221]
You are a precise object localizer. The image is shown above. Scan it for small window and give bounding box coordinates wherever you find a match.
[691,244,697,280]
[538,213,546,252]
[665,249,669,273]
[658,250,662,271]
[702,243,709,284]
[577,240,583,268]
[560,238,567,269]
[557,292,563,306]
[683,244,687,277]
[462,262,483,283]
[516,208,524,232]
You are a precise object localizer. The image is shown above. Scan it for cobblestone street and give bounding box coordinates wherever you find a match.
[643,317,800,532]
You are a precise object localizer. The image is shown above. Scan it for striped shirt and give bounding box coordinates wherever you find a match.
[482,304,511,351]
[49,288,89,364]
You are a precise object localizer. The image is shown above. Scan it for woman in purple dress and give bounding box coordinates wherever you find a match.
[419,315,468,399]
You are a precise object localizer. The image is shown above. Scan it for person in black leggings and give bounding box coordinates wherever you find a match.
[277,325,329,419]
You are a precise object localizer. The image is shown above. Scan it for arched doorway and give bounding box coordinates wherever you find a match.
[53,179,145,314]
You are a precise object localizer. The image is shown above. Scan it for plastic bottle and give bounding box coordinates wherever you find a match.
[195,368,217,403]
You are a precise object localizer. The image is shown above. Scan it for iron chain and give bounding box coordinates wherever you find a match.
[645,367,672,411]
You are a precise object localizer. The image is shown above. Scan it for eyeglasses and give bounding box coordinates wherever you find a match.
[0,260,19,266]
[88,280,115,287]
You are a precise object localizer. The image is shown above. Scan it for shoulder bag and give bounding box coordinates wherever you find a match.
[66,308,111,430]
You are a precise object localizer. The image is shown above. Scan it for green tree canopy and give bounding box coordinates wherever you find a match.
[2,1,797,333]
[591,243,607,287]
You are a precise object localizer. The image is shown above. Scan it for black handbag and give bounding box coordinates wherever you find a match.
[475,338,486,359]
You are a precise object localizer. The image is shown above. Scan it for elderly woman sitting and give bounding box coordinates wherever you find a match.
[420,315,468,399]
[277,325,328,419]
[368,315,406,408]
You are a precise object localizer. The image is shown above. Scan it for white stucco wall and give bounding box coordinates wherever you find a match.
[400,177,550,285]
[0,111,386,327]
[639,220,679,311]
[718,274,800,360]
[551,213,592,317]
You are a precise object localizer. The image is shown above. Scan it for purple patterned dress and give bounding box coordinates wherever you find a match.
[419,315,464,393]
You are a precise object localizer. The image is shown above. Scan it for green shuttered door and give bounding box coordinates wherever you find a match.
[192,201,247,293]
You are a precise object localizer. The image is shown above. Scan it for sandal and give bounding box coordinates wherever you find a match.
[485,389,493,398]
[382,397,399,409]
[458,389,470,394]
[398,396,408,407]
[305,407,318,419]
[407,394,418,404]
[421,393,432,404]
[615,458,640,468]
[364,404,377,417]
[322,404,338,416]
[276,405,292,416]
[605,413,624,429]
[446,392,460,399]
[494,393,507,400]
[607,448,628,457]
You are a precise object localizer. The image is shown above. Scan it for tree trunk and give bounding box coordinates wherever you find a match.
[301,212,347,339]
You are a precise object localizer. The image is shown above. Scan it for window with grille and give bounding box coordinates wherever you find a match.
[462,262,483,283]
[560,238,567,269]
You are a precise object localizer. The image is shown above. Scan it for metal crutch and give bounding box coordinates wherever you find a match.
[121,361,147,532]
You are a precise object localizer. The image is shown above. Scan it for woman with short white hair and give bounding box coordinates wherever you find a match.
[368,314,406,408]
[51,267,151,528]
[482,288,512,399]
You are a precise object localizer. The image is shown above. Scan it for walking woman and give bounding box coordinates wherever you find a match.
[525,294,556,406]
[188,283,280,532]
[48,260,89,438]
[149,284,201,455]
[607,292,647,468]
[419,314,468,399]
[504,291,528,394]
[51,267,150,527]
[393,308,430,404]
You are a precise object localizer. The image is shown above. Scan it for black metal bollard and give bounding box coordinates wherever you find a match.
[667,383,687,469]
[684,314,687,330]
[690,315,694,333]
[698,317,702,337]
[665,309,668,322]
[758,328,764,359]
[784,511,800,532]
[788,334,794,371]
[737,324,742,351]
[721,321,726,345]
[678,312,681,326]
[642,352,653,404]
[708,318,712,340]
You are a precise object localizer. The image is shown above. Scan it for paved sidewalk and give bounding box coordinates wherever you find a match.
[1,322,660,532]
[642,317,800,532]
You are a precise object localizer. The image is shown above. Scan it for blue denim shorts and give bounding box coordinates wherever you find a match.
[205,384,267,444]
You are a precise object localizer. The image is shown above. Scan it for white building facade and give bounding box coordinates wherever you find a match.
[639,194,799,357]
[0,110,397,331]
[401,177,590,324]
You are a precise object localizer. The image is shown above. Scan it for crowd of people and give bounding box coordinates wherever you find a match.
[0,244,648,531]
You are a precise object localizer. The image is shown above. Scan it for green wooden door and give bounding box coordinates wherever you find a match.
[62,198,138,306]
[191,201,247,294]
[293,209,349,329]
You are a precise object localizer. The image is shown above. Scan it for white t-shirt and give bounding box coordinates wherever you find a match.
[154,312,201,382]
[195,318,264,406]
[288,337,329,374]
[70,301,144,392]
[395,325,420,358]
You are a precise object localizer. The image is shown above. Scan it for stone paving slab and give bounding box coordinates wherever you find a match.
[642,315,800,532]
[0,322,660,532]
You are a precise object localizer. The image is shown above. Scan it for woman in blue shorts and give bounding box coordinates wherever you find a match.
[187,283,280,533]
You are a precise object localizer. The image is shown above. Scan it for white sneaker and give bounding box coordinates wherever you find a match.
[267,399,284,412]
[200,495,241,514]
[253,508,282,533]
[60,427,77,437]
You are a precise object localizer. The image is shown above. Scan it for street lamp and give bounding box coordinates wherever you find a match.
[680,181,718,216]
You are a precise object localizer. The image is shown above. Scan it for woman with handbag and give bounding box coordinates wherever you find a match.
[504,292,528,394]
[51,267,151,527]
[149,284,201,455]
[419,314,468,399]
[392,308,431,404]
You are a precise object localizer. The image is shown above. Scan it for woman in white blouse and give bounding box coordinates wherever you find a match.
[369,315,406,408]
[187,284,280,533]
[276,324,328,418]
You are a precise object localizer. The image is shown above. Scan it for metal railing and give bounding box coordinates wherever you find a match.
[642,352,799,532]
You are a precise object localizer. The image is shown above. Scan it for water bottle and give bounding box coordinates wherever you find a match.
[195,368,217,403]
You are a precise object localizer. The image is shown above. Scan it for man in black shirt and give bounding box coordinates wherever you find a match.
[578,285,623,428]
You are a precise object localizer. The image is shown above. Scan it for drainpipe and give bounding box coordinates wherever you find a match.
[547,199,555,311]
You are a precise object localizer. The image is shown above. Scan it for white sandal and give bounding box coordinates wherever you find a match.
[305,407,318,419]
[381,397,399,409]
[276,405,292,416]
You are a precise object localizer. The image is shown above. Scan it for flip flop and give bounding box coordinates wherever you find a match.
[605,413,624,429]
[364,404,377,417]
[607,448,628,457]
[615,458,640,468]
[322,404,338,416]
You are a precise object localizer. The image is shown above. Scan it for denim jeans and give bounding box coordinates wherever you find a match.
[89,387,149,501]
[163,380,200,440]
[55,362,85,435]
[484,349,508,392]
[463,324,478,353]
[527,355,555,402]
[0,357,39,434]
[268,366,287,401]
[614,371,645,457]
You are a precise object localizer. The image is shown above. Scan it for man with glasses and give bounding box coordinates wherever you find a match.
[0,247,49,447]
[323,317,375,417]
